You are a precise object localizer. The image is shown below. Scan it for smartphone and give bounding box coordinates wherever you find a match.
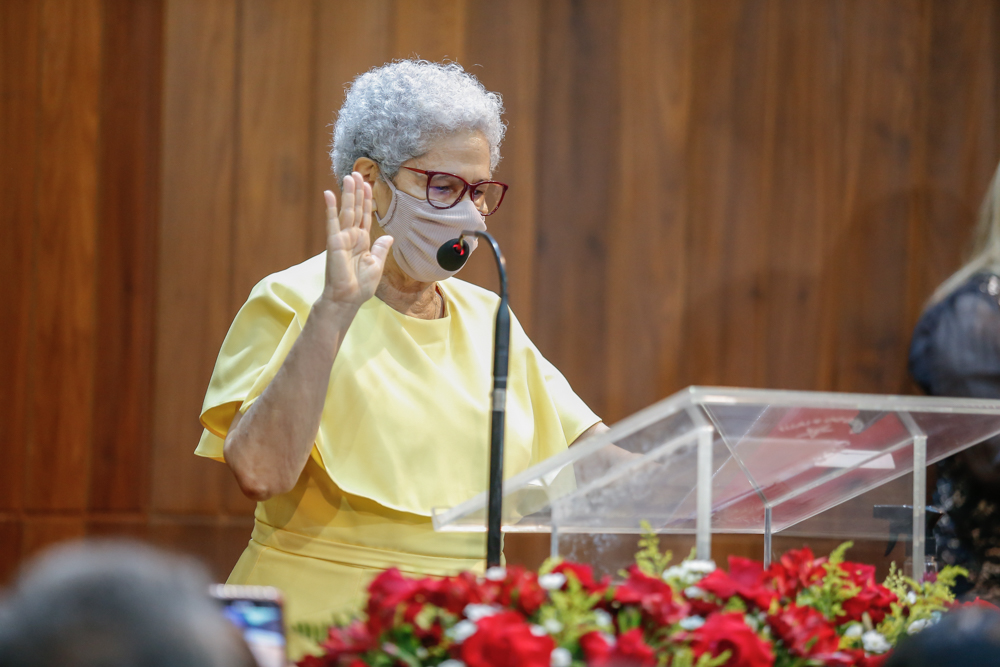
[210,584,286,667]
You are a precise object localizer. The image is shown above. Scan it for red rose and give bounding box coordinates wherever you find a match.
[459,611,555,667]
[837,562,897,625]
[364,568,420,634]
[697,557,777,611]
[614,566,690,625]
[579,629,656,667]
[767,603,839,657]
[689,612,774,667]
[419,571,486,614]
[614,628,657,666]
[764,547,827,600]
[580,631,613,663]
[484,566,548,616]
[295,620,374,666]
[552,561,610,594]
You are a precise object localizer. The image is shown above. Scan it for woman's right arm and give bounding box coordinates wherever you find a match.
[222,174,393,501]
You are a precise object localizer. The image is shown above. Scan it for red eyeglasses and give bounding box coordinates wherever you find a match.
[402,167,509,216]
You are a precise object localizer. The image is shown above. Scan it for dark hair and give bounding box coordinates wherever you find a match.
[884,607,1000,667]
[0,540,255,667]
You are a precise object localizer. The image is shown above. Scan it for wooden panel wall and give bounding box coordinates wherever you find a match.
[3,0,999,582]
[0,0,163,577]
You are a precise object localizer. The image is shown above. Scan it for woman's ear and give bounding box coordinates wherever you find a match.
[352,157,380,186]
[353,157,392,219]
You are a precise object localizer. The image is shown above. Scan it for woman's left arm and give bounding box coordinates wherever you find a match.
[571,421,609,446]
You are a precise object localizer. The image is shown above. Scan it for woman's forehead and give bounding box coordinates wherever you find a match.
[409,130,492,179]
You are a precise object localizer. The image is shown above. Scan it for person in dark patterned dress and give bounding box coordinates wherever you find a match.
[910,162,1000,603]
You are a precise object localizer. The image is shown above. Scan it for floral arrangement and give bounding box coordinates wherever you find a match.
[297,531,995,667]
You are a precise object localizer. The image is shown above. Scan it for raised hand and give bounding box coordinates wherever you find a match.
[320,172,393,308]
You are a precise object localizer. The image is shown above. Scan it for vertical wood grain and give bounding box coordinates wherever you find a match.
[460,0,542,330]
[761,0,846,391]
[0,0,39,511]
[912,0,1000,308]
[232,0,317,303]
[829,0,925,393]
[391,0,465,63]
[533,0,620,418]
[27,0,103,510]
[677,0,779,390]
[153,0,240,514]
[608,0,693,421]
[89,0,162,512]
[309,0,392,253]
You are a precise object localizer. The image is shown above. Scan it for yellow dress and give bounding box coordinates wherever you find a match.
[195,253,600,659]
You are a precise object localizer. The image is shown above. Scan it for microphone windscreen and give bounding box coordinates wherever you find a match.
[437,238,471,271]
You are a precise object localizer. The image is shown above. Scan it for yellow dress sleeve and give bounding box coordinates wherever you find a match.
[194,270,315,462]
[508,312,602,465]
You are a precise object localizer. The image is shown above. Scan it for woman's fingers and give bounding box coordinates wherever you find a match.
[352,172,365,229]
[361,181,373,234]
[324,190,339,235]
[339,174,357,229]
[369,236,393,270]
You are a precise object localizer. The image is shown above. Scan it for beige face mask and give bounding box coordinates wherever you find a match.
[375,176,488,283]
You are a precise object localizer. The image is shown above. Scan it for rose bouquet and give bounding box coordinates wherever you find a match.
[296,531,994,667]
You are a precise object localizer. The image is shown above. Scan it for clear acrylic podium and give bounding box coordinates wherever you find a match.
[432,387,1000,579]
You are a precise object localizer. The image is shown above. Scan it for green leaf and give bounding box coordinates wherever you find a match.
[634,520,674,576]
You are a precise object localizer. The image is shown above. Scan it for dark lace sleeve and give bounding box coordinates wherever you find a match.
[909,274,1000,400]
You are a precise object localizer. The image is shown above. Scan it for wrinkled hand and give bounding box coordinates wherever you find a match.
[320,172,393,308]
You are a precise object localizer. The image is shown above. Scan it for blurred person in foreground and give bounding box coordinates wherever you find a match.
[0,540,254,667]
[910,161,1000,601]
[195,59,604,658]
[884,606,1000,667]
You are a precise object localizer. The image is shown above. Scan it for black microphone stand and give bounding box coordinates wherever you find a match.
[477,231,509,568]
[436,231,509,567]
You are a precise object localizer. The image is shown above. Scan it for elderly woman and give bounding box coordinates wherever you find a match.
[195,60,604,656]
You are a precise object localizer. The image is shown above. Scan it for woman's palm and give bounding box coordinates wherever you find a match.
[322,174,392,306]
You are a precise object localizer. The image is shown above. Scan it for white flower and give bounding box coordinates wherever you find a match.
[906,591,918,605]
[544,618,564,634]
[485,566,507,581]
[539,572,567,590]
[415,647,429,659]
[679,616,705,630]
[446,620,478,643]
[551,647,572,667]
[844,623,864,639]
[593,609,613,628]
[439,661,467,667]
[531,625,548,637]
[744,614,760,631]
[683,560,716,575]
[907,618,932,635]
[684,586,708,600]
[464,604,501,622]
[662,565,686,581]
[862,630,891,654]
[600,632,617,647]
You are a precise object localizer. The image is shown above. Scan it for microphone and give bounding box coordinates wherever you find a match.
[437,232,510,568]
[436,238,472,271]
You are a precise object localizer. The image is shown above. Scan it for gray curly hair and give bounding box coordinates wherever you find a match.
[331,60,505,180]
